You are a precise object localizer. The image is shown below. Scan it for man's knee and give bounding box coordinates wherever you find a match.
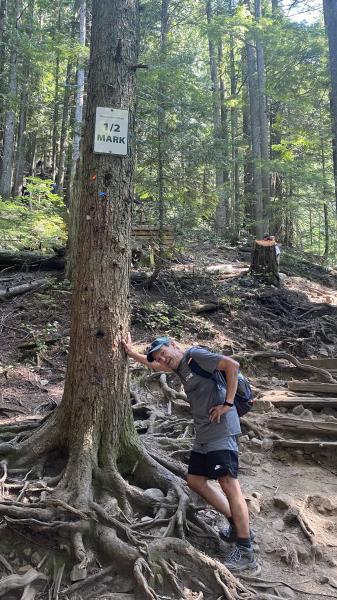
[187,474,207,494]
[218,474,240,494]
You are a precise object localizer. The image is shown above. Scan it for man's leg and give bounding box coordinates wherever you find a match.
[218,474,249,538]
[187,474,231,518]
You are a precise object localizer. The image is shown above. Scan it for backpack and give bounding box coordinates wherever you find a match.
[187,351,253,417]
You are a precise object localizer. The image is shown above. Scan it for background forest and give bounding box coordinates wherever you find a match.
[0,0,336,262]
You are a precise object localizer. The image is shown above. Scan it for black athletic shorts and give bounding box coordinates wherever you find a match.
[187,450,238,479]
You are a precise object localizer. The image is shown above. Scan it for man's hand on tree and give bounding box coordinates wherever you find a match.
[122,332,133,355]
[209,404,231,423]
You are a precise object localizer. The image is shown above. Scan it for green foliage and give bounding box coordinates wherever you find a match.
[132,299,215,339]
[0,178,66,252]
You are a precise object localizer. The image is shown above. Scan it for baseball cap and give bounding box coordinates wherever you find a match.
[147,336,170,362]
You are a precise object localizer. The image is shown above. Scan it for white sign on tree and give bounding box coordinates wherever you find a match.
[94,107,129,156]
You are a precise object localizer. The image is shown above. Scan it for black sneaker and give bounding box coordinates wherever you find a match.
[219,525,255,544]
[223,544,257,572]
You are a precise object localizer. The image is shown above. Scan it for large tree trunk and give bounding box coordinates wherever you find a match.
[206,0,228,236]
[0,0,20,198]
[12,0,35,197]
[51,4,62,181]
[246,36,263,238]
[67,0,87,279]
[56,0,140,505]
[0,0,7,148]
[229,1,240,240]
[323,0,337,214]
[255,0,270,228]
[55,57,73,193]
[242,48,254,230]
[146,0,169,287]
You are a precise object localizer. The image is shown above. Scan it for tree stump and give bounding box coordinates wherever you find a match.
[250,239,279,285]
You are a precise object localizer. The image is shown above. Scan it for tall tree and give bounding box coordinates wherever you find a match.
[0,0,20,198]
[67,0,87,278]
[245,13,264,237]
[323,0,337,213]
[254,0,270,227]
[206,0,228,235]
[12,0,35,197]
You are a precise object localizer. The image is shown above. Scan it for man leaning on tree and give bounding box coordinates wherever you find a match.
[122,333,256,572]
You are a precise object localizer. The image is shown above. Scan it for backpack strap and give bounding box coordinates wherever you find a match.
[187,355,215,379]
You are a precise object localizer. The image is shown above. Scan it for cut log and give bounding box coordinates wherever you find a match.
[273,439,337,450]
[0,251,65,270]
[0,278,53,301]
[288,381,337,394]
[250,239,279,285]
[268,415,337,436]
[268,397,337,409]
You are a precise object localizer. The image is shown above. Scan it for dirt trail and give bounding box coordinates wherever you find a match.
[0,243,337,599]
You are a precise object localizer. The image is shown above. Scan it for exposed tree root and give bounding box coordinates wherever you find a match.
[232,350,337,383]
[0,398,260,599]
[0,568,47,598]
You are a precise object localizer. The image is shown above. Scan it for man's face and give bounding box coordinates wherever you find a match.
[152,342,182,369]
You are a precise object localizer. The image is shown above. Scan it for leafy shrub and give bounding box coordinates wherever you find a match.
[0,177,66,252]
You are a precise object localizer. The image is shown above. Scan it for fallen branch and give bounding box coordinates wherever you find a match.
[0,278,54,302]
[273,440,337,451]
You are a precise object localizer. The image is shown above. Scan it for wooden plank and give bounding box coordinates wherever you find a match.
[132,226,174,233]
[301,358,337,370]
[268,415,337,436]
[288,381,337,395]
[268,397,337,408]
[92,595,135,600]
[273,440,337,450]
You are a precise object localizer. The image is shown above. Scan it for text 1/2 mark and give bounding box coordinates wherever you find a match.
[104,123,120,133]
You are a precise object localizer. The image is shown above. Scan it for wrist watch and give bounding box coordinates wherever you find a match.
[224,400,234,407]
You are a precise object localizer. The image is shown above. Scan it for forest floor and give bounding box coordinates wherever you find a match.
[1,240,337,599]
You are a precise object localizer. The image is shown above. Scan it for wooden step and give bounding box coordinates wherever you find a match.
[266,396,337,408]
[268,415,337,436]
[287,381,337,395]
[273,440,337,450]
[301,358,337,370]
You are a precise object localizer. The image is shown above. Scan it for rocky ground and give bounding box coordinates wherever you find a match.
[1,241,337,599]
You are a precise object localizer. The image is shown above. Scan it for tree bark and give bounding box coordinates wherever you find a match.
[229,1,239,239]
[246,37,263,238]
[250,239,279,285]
[51,3,62,181]
[55,57,74,193]
[255,0,270,227]
[242,48,254,229]
[146,0,169,287]
[0,0,20,198]
[323,0,337,214]
[0,0,7,146]
[67,0,87,279]
[12,0,35,197]
[206,0,228,235]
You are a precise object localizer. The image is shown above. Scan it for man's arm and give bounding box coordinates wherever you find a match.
[209,355,239,423]
[122,332,172,372]
[217,356,240,405]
